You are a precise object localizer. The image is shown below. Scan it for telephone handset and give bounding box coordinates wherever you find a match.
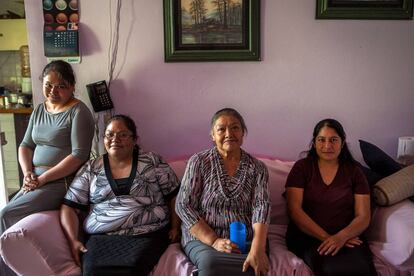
[86,81,114,112]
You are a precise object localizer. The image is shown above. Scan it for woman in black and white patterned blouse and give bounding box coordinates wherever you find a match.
[176,108,271,276]
[60,114,180,276]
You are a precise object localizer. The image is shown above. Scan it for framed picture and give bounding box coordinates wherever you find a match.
[163,0,260,62]
[316,0,413,19]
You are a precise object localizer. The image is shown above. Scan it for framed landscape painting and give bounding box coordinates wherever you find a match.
[163,0,260,62]
[316,0,413,19]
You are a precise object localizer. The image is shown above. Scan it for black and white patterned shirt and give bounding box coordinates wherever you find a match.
[176,147,271,247]
[63,149,180,235]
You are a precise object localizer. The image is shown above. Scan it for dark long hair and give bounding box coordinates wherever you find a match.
[306,118,355,164]
[41,60,76,86]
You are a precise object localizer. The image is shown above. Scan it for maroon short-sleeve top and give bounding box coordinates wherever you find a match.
[285,157,369,234]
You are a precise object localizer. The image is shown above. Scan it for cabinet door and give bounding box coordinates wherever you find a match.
[0,114,19,195]
[0,124,9,208]
[0,19,28,51]
[14,113,30,186]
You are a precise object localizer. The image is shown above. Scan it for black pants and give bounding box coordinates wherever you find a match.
[0,257,16,276]
[286,223,377,276]
[82,227,169,276]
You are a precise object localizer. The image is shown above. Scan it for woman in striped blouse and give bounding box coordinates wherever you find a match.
[176,108,271,276]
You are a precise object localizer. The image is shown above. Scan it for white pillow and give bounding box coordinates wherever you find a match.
[367,200,414,270]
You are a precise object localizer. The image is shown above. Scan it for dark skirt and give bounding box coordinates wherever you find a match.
[82,227,169,276]
[286,223,377,276]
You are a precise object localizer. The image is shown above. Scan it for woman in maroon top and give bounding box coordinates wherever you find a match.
[285,119,377,276]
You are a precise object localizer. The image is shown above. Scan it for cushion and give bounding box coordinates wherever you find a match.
[373,165,414,206]
[167,158,188,181]
[359,140,403,177]
[149,243,195,276]
[358,163,384,187]
[259,158,294,225]
[367,199,414,270]
[0,211,81,276]
[267,224,312,275]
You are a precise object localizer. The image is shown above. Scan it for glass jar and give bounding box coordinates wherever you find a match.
[20,45,31,78]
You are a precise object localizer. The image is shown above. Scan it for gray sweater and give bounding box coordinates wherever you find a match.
[21,101,94,169]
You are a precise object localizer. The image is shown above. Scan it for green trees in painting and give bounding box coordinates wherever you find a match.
[189,0,207,25]
[181,0,243,44]
[211,0,242,28]
[183,0,242,28]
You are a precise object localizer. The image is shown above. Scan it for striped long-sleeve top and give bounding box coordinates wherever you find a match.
[176,147,271,247]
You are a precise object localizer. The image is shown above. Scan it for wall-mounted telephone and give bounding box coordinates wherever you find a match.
[86,81,114,112]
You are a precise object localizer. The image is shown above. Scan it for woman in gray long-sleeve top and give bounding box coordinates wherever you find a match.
[0,60,94,234]
[176,108,271,276]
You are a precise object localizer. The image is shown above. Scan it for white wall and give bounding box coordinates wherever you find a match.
[24,0,414,162]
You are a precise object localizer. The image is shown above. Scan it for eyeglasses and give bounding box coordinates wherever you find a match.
[44,82,68,91]
[104,131,133,140]
[316,136,341,145]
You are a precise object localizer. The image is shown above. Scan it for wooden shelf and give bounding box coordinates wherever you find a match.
[0,108,33,114]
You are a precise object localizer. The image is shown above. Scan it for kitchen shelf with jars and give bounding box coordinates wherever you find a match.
[1,10,32,112]
[0,45,33,113]
[0,44,33,113]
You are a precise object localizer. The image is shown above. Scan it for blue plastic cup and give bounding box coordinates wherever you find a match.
[230,221,246,254]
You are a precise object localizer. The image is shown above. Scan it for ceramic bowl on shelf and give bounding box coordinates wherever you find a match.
[8,93,18,104]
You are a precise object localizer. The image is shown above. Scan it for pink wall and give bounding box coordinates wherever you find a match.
[25,1,414,162]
